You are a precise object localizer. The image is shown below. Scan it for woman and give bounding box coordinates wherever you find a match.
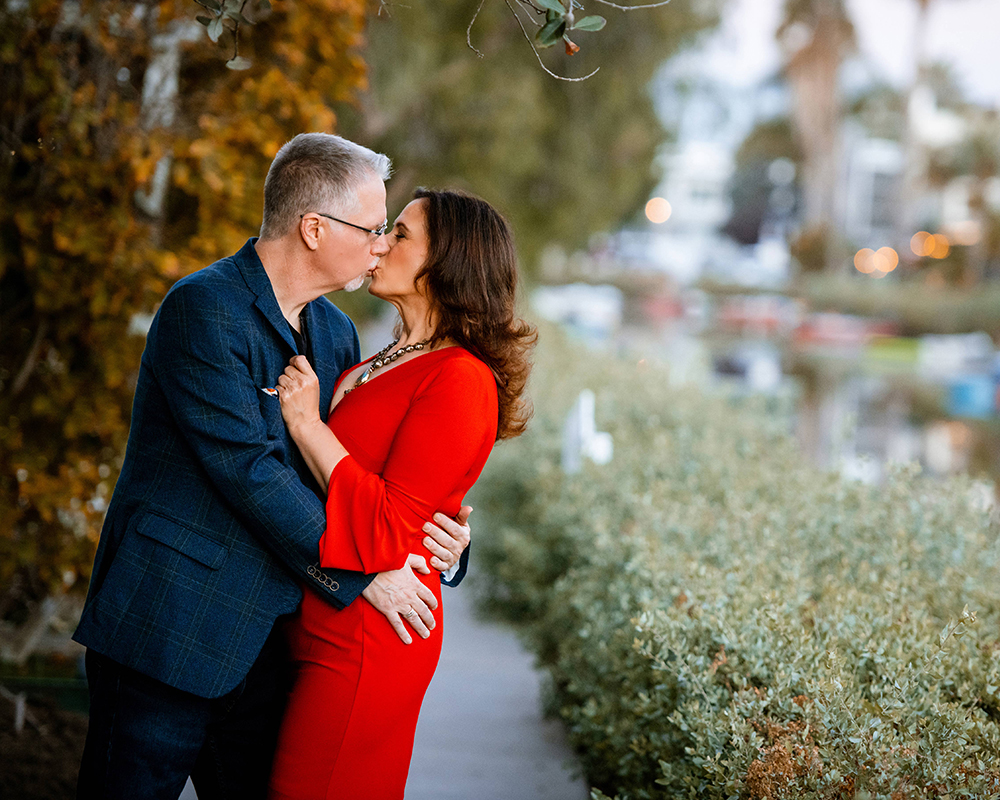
[267,188,536,799]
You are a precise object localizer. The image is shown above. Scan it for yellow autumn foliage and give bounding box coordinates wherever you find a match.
[1,0,368,602]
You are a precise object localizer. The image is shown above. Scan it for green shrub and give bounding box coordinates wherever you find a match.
[475,332,1000,799]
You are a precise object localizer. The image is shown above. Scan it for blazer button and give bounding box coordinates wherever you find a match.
[330,581,339,591]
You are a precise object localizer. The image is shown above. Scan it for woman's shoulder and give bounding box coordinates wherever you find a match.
[426,347,496,392]
[436,346,492,374]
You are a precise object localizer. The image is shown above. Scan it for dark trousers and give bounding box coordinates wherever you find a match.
[76,625,289,800]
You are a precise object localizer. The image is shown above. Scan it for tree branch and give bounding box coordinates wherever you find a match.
[505,0,600,81]
[592,0,672,9]
[514,0,547,16]
[11,320,48,397]
[232,0,247,62]
[466,0,487,58]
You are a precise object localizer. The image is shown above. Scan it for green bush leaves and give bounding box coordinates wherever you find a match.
[475,331,1000,798]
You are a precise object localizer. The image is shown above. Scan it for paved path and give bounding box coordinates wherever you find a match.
[405,573,589,800]
[181,571,589,800]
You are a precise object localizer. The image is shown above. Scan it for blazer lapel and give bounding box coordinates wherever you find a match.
[301,301,338,421]
[233,238,297,354]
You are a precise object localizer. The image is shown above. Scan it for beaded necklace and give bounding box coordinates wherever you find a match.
[346,338,431,394]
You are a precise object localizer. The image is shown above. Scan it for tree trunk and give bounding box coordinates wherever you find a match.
[782,4,853,272]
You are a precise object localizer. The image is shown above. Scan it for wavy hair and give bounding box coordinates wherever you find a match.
[412,188,536,441]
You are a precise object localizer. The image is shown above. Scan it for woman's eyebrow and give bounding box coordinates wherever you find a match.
[394,221,410,232]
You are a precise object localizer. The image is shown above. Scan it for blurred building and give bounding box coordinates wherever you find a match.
[537,1,1000,491]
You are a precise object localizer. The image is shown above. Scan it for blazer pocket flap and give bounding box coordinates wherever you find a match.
[136,513,228,569]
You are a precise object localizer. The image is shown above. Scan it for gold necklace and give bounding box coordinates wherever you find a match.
[347,338,431,393]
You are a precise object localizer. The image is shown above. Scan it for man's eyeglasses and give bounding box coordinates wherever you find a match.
[302,212,388,238]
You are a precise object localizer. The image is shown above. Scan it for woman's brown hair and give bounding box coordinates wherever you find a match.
[412,188,536,441]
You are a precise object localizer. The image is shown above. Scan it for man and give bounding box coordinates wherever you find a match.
[74,133,472,799]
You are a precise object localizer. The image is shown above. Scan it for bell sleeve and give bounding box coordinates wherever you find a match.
[320,357,498,573]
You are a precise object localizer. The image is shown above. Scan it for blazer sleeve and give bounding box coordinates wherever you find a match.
[321,357,498,574]
[149,279,371,609]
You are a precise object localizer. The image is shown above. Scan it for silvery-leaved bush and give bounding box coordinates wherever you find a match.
[474,327,1000,800]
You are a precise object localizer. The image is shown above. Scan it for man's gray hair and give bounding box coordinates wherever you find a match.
[259,133,391,240]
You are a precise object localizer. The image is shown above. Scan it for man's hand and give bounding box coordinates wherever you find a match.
[421,506,472,572]
[362,554,438,645]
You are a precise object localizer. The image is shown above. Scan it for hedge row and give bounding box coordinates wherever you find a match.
[474,332,1000,799]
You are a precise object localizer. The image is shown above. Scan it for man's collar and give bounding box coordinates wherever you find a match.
[233,237,298,352]
[233,237,271,299]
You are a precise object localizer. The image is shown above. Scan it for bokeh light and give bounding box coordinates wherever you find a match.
[930,234,951,259]
[854,247,898,276]
[645,197,672,224]
[875,246,898,273]
[854,248,876,273]
[910,231,934,257]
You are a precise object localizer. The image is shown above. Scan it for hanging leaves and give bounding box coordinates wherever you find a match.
[536,14,567,47]
[194,0,273,62]
[533,3,607,51]
[188,0,663,79]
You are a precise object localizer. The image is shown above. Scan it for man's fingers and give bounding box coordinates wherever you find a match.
[456,505,473,526]
[428,556,450,572]
[363,564,437,643]
[403,607,432,639]
[433,512,471,547]
[387,613,413,645]
[405,581,436,636]
[421,534,453,562]
[420,512,468,571]
[407,553,431,575]
[414,579,438,612]
[292,355,316,375]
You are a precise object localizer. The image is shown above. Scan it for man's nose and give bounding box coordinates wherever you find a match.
[370,233,389,256]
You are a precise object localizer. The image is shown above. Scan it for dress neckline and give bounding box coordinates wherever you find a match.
[331,345,465,408]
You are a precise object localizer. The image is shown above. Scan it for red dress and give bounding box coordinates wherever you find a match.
[267,347,498,800]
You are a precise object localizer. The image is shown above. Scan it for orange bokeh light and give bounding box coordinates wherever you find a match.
[930,234,950,259]
[875,247,898,273]
[854,248,876,273]
[910,231,934,257]
[645,197,672,224]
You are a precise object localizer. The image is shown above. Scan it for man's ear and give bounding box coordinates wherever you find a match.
[300,214,322,252]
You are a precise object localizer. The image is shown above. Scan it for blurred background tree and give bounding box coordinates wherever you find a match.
[777,0,855,274]
[338,0,720,278]
[722,117,800,246]
[0,0,367,655]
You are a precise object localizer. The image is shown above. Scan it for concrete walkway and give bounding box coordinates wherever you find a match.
[405,574,589,800]
[180,571,589,800]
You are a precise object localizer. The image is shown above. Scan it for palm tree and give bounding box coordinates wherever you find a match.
[778,0,855,272]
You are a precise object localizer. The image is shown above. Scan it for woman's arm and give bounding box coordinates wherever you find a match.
[322,356,496,575]
[276,355,348,490]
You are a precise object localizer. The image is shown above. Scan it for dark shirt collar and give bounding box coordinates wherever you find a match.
[233,238,321,359]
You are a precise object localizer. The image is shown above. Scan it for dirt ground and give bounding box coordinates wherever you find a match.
[0,696,87,800]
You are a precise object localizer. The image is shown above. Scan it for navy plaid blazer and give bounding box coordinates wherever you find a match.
[74,239,376,699]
